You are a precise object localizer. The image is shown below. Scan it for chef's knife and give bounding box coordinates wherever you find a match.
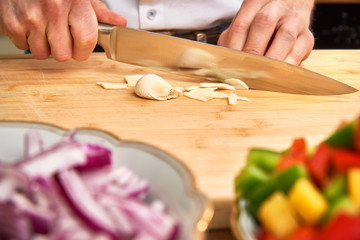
[97,24,358,95]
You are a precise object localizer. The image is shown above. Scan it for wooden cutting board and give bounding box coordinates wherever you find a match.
[1,50,360,228]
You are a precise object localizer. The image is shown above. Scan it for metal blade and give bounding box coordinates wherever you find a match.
[98,25,358,95]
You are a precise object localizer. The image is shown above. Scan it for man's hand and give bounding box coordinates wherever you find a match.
[0,0,126,61]
[218,0,315,65]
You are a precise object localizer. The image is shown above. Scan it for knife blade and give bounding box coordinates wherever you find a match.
[97,24,358,95]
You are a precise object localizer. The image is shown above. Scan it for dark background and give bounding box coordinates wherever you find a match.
[312,3,360,49]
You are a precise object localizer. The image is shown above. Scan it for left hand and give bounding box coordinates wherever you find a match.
[217,0,315,65]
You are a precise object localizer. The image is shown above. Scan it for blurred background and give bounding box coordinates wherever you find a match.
[1,1,359,55]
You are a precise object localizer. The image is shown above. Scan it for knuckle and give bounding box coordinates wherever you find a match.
[254,12,276,28]
[77,32,98,48]
[279,27,298,42]
[230,20,250,35]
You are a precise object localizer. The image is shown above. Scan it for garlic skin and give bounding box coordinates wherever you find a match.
[135,74,178,100]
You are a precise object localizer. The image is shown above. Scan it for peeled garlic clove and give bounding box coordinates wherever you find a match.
[223,78,249,90]
[135,74,177,100]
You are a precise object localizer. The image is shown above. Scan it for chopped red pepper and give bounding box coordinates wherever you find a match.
[307,143,332,187]
[286,226,318,240]
[257,228,280,240]
[317,213,360,240]
[276,138,307,172]
[331,148,360,173]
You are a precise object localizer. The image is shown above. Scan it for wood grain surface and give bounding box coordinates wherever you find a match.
[1,50,360,232]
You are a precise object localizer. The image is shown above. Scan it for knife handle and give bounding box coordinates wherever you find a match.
[98,23,114,59]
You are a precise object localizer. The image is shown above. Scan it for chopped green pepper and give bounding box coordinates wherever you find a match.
[322,175,347,203]
[235,164,269,197]
[246,148,281,174]
[274,164,308,194]
[325,120,356,149]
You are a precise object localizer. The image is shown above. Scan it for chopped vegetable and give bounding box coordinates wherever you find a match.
[348,168,360,209]
[322,175,347,203]
[276,138,307,172]
[235,115,360,240]
[307,143,332,187]
[258,192,299,239]
[288,178,328,225]
[246,148,281,174]
[331,148,360,173]
[317,213,360,240]
[0,131,179,239]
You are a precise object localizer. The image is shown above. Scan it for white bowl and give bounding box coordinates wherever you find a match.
[0,121,214,240]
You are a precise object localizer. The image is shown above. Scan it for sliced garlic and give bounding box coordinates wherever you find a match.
[185,85,200,92]
[212,92,229,99]
[135,74,178,101]
[237,96,251,102]
[173,86,185,97]
[228,93,238,105]
[184,88,217,102]
[223,78,249,90]
[124,75,144,87]
[97,82,128,89]
[177,47,216,69]
[200,82,235,90]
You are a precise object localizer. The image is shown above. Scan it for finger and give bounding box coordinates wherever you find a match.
[68,1,98,61]
[284,29,314,65]
[265,18,301,61]
[218,0,263,50]
[27,29,50,60]
[21,8,50,60]
[242,2,286,56]
[45,1,72,61]
[91,0,127,26]
[3,20,29,50]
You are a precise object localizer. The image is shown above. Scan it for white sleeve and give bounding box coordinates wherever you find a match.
[103,0,243,31]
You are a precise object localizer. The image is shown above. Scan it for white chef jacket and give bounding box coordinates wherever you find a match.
[103,0,243,31]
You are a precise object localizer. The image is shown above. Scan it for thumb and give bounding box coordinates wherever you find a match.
[91,0,127,26]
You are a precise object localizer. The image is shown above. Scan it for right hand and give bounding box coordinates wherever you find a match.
[0,0,126,61]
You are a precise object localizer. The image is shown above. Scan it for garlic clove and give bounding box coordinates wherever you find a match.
[135,74,178,101]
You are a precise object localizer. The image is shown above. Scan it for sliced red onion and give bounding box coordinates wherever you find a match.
[82,166,150,200]
[0,203,32,240]
[55,169,119,239]
[19,142,86,179]
[76,144,112,172]
[0,130,180,240]
[24,129,44,158]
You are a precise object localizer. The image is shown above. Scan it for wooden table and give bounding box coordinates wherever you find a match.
[1,50,360,238]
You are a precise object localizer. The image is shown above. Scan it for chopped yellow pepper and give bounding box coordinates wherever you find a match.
[258,191,299,239]
[289,178,328,225]
[348,168,360,210]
